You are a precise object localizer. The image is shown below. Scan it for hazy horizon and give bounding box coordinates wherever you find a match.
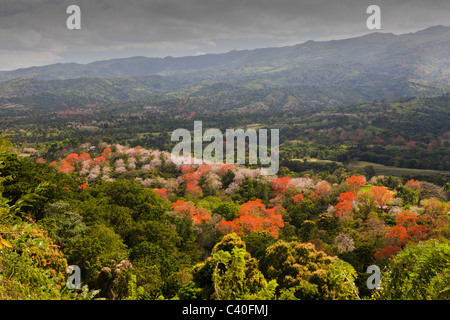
[1,0,450,71]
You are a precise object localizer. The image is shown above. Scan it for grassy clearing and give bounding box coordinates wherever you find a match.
[346,161,450,177]
[291,158,449,177]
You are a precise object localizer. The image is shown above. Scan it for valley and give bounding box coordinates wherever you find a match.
[0,26,449,302]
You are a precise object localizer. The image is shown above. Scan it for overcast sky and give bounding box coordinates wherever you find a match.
[0,0,449,70]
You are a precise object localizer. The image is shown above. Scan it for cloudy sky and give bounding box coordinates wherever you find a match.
[0,0,449,70]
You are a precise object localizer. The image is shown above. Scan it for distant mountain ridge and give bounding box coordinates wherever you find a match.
[1,25,450,85]
[1,25,449,112]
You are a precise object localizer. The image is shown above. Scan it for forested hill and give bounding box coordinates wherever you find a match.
[1,25,450,88]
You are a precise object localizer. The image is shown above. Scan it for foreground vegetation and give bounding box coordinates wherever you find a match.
[1,136,449,300]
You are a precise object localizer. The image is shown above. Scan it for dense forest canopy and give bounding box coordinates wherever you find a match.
[1,135,449,300]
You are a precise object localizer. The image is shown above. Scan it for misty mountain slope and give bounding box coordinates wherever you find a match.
[1,25,449,83]
[1,26,449,112]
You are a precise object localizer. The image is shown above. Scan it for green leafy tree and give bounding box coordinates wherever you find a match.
[262,241,359,300]
[66,224,128,288]
[90,180,168,221]
[212,247,277,300]
[192,233,276,300]
[39,201,86,251]
[396,186,418,206]
[213,201,241,221]
[379,239,450,300]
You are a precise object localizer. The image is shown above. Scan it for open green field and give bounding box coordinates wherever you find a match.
[346,161,450,177]
[292,158,450,177]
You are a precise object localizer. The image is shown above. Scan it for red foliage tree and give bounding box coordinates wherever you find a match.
[374,245,401,260]
[180,164,195,174]
[58,163,75,173]
[369,186,393,206]
[386,210,433,247]
[92,156,106,166]
[65,153,79,164]
[372,136,384,144]
[334,200,354,219]
[315,181,331,198]
[271,176,293,195]
[102,147,112,158]
[216,220,241,234]
[404,179,421,191]
[78,183,88,190]
[154,188,168,200]
[408,225,433,242]
[218,164,235,176]
[171,200,210,224]
[386,225,409,246]
[292,193,305,205]
[196,164,211,177]
[184,172,200,185]
[395,210,418,228]
[406,141,416,149]
[334,191,356,219]
[78,152,92,162]
[217,199,284,238]
[338,191,357,202]
[346,175,367,192]
[185,182,203,198]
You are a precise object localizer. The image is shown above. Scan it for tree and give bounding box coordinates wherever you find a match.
[216,199,284,238]
[364,165,376,180]
[334,233,355,253]
[192,233,277,300]
[271,176,292,195]
[0,220,70,299]
[396,186,418,205]
[292,193,305,205]
[171,200,211,224]
[66,224,129,288]
[58,162,76,173]
[346,175,367,192]
[212,247,277,300]
[379,240,450,300]
[417,181,447,205]
[380,210,433,256]
[91,180,168,221]
[334,192,356,220]
[444,183,450,200]
[212,201,240,221]
[39,200,86,251]
[315,181,331,199]
[262,241,358,300]
[369,186,393,206]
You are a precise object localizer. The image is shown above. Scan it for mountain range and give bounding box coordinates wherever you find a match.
[1,25,450,110]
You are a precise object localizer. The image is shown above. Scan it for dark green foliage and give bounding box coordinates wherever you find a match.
[66,224,128,288]
[379,240,450,300]
[212,202,240,221]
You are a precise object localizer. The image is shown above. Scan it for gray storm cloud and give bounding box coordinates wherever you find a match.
[0,0,449,70]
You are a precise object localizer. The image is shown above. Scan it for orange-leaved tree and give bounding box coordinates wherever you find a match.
[171,200,211,224]
[384,210,433,248]
[217,199,284,238]
[369,186,393,206]
[271,177,293,195]
[346,175,367,192]
[334,191,356,219]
